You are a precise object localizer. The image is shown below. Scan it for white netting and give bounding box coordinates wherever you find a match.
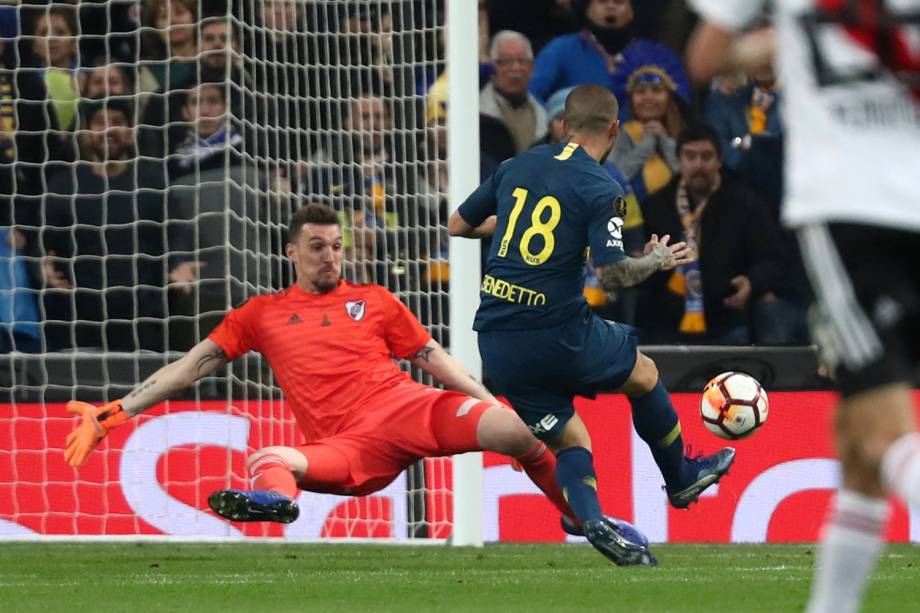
[0,0,454,541]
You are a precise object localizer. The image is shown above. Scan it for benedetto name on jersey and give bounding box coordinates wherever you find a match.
[481,274,547,306]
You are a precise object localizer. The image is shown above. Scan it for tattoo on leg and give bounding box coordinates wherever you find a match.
[412,346,435,362]
[195,350,227,376]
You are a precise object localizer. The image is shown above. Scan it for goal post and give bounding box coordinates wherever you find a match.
[0,0,486,544]
[446,0,484,548]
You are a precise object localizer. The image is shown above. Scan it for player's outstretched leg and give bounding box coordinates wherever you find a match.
[209,447,306,524]
[622,353,735,508]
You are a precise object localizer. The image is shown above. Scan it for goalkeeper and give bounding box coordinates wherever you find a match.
[64,203,583,533]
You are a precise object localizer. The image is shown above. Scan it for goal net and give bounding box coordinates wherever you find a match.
[0,0,468,541]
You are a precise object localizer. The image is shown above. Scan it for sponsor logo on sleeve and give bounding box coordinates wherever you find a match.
[606,216,624,249]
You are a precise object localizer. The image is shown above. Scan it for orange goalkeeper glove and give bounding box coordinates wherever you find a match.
[64,400,130,467]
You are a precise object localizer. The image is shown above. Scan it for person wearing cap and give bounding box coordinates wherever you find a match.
[609,40,691,204]
[41,97,199,352]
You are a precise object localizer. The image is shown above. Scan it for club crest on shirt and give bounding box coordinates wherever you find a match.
[345,300,366,321]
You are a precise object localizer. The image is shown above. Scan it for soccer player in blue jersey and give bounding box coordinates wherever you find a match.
[449,84,735,567]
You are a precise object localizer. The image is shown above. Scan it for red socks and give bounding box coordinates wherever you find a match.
[248,453,299,499]
[515,441,577,522]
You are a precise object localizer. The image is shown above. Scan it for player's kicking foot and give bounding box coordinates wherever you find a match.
[581,517,658,567]
[667,447,736,509]
[208,489,300,524]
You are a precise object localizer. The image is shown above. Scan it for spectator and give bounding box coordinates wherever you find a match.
[704,64,784,212]
[168,77,242,179]
[41,98,197,352]
[0,36,54,353]
[637,124,802,345]
[480,31,547,154]
[136,0,199,159]
[308,94,402,231]
[29,4,81,158]
[426,74,516,177]
[531,0,685,102]
[609,41,690,203]
[0,223,40,353]
[75,0,138,66]
[485,0,579,54]
[199,15,255,87]
[138,0,198,93]
[81,60,134,99]
[243,0,343,170]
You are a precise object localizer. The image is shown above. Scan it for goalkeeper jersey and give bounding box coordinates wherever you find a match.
[690,0,920,232]
[208,280,431,442]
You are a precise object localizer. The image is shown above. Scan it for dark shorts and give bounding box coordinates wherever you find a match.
[797,222,920,397]
[478,309,639,441]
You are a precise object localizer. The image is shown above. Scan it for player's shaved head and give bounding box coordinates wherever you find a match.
[564,84,619,134]
[288,203,340,242]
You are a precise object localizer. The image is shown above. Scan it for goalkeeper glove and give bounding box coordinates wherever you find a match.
[64,400,130,467]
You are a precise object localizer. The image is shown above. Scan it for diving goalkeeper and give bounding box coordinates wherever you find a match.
[64,203,588,532]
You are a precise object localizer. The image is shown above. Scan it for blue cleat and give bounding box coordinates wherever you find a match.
[583,517,658,567]
[561,515,648,547]
[667,447,736,509]
[208,489,300,524]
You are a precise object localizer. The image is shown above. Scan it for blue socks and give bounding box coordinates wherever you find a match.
[629,379,689,490]
[555,447,603,523]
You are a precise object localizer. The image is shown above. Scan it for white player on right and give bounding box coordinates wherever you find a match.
[686,2,920,613]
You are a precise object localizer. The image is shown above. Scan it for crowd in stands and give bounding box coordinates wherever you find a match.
[0,0,810,355]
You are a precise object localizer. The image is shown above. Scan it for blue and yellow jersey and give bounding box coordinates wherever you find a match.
[458,142,627,331]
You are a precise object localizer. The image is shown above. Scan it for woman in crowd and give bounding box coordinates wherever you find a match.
[609,41,691,204]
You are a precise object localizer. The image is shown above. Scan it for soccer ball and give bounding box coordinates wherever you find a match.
[700,372,769,440]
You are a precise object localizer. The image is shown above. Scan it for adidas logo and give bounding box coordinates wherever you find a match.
[287,314,302,325]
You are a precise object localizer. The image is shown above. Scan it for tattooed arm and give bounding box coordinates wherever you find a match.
[120,339,229,416]
[597,233,694,291]
[408,339,498,404]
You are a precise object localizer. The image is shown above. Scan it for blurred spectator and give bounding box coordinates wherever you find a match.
[244,0,339,168]
[309,94,401,230]
[82,59,134,99]
[480,31,547,154]
[633,0,696,53]
[136,0,199,159]
[529,0,640,101]
[138,0,198,93]
[485,0,578,54]
[609,41,690,203]
[0,36,54,353]
[0,224,40,353]
[41,98,197,352]
[29,4,81,158]
[637,124,802,345]
[427,73,516,174]
[704,65,784,212]
[168,77,242,179]
[74,0,138,66]
[199,16,251,87]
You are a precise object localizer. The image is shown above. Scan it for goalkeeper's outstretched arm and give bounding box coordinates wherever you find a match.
[64,339,229,467]
[121,339,228,415]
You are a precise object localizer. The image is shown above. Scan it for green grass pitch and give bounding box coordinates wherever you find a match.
[0,543,917,612]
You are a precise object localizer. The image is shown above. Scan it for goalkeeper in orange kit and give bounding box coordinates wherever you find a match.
[66,203,610,541]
